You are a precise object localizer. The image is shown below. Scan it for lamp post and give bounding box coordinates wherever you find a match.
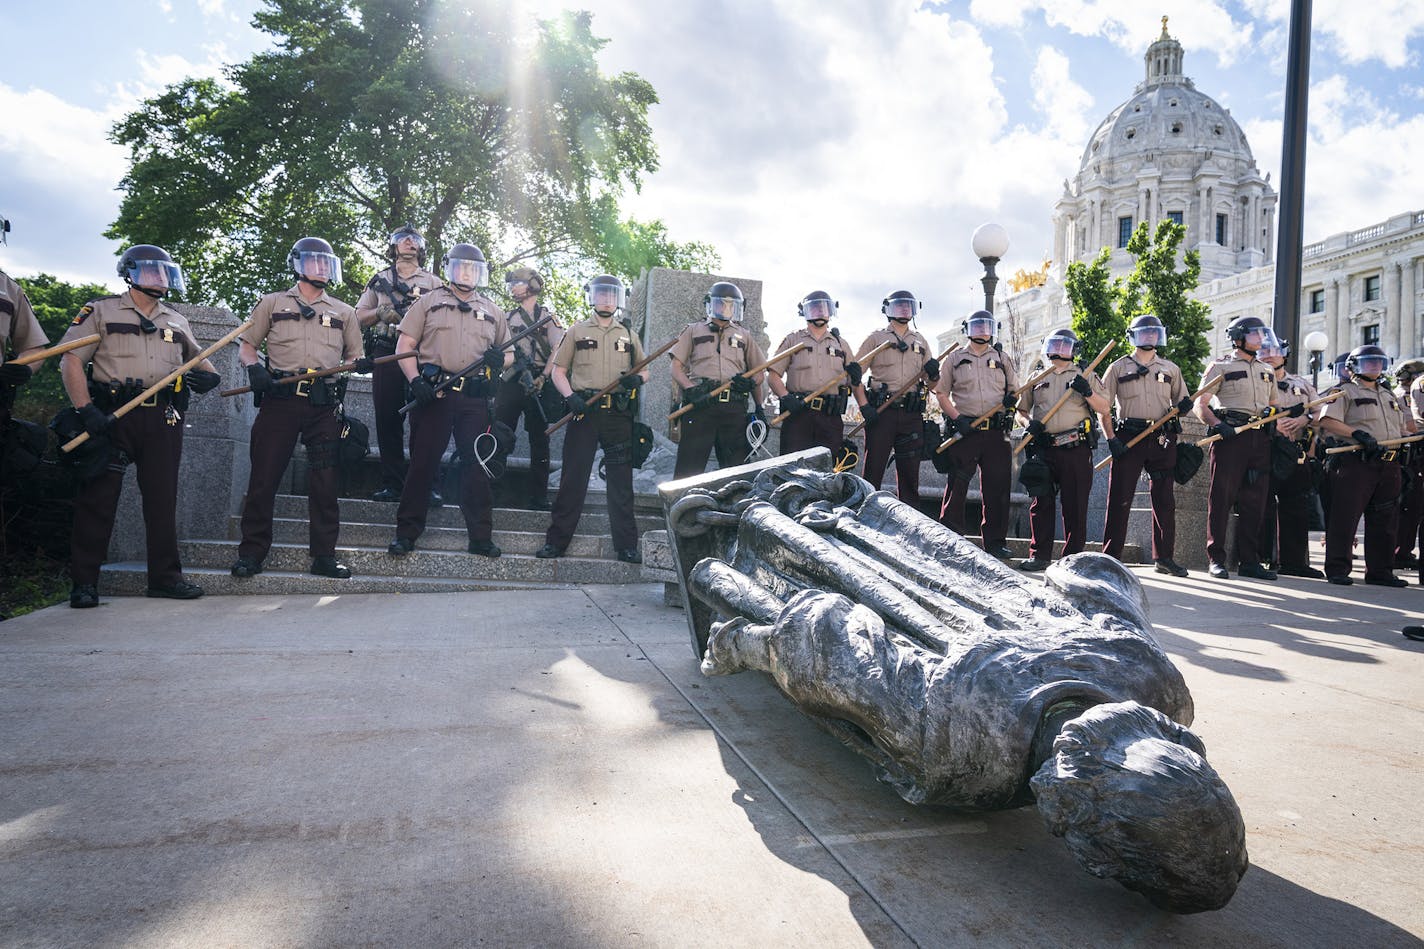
[1304,329,1328,390]
[971,223,1010,314]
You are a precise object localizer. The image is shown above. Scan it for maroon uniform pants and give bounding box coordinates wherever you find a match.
[862,405,922,503]
[370,357,409,491]
[239,396,342,562]
[780,405,844,457]
[938,428,1011,547]
[70,404,184,587]
[1102,434,1177,561]
[1206,427,1271,567]
[545,407,638,552]
[397,394,494,543]
[675,399,750,478]
[1260,447,1315,570]
[1325,455,1403,580]
[1028,444,1092,561]
[494,377,551,503]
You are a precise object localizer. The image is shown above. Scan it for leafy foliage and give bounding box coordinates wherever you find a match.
[106,0,715,310]
[10,274,112,421]
[1064,247,1125,365]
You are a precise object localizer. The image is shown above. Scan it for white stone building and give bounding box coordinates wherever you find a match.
[959,23,1424,379]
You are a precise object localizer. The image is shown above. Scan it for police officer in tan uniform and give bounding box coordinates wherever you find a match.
[855,290,938,502]
[670,281,766,478]
[496,266,565,510]
[536,274,646,563]
[1257,338,1324,578]
[1017,327,1109,571]
[767,291,856,456]
[933,310,1017,557]
[233,237,363,580]
[60,245,220,607]
[1392,358,1424,571]
[1099,315,1192,576]
[1,268,48,422]
[355,225,443,503]
[388,242,510,558]
[1319,345,1410,586]
[1196,315,1293,580]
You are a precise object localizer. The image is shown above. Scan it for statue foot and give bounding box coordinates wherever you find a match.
[701,617,767,676]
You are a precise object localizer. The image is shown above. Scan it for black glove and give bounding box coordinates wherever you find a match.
[564,392,588,416]
[1026,419,1046,438]
[749,405,766,424]
[1002,393,1018,410]
[1177,396,1195,414]
[481,348,506,371]
[352,356,375,374]
[620,374,644,392]
[246,364,274,395]
[953,415,976,437]
[1108,437,1127,459]
[923,357,940,382]
[79,403,114,436]
[729,374,753,396]
[781,392,806,415]
[1211,421,1236,441]
[1351,429,1381,460]
[183,369,221,394]
[859,403,879,426]
[1286,401,1306,418]
[845,361,863,387]
[895,340,909,353]
[686,383,712,409]
[408,376,437,406]
[0,362,32,387]
[1069,374,1093,396]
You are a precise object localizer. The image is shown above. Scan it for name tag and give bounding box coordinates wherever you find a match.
[693,335,714,346]
[576,338,598,351]
[1353,397,1378,406]
[1224,370,1247,381]
[272,311,301,323]
[107,323,142,336]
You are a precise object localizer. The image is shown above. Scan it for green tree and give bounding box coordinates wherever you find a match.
[10,274,112,421]
[1064,246,1126,364]
[1122,220,1213,391]
[106,0,712,309]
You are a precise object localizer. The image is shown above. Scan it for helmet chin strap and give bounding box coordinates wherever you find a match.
[298,275,329,290]
[132,284,168,300]
[807,319,828,328]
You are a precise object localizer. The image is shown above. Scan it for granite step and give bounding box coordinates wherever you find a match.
[246,517,615,558]
[175,540,643,585]
[271,494,664,535]
[98,563,576,597]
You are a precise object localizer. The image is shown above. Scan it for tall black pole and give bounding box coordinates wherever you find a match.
[1272,0,1313,371]
[979,257,1000,314]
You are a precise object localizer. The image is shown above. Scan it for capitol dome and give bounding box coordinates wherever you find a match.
[1052,19,1277,282]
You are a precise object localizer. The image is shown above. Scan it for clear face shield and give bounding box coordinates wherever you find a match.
[391,231,425,257]
[126,259,187,295]
[446,257,488,289]
[1241,326,1279,352]
[1043,334,1077,361]
[1257,340,1286,365]
[1352,354,1391,378]
[886,299,918,323]
[294,251,343,287]
[801,297,835,325]
[1128,324,1168,349]
[965,316,996,341]
[586,283,624,315]
[707,295,744,323]
[505,278,530,300]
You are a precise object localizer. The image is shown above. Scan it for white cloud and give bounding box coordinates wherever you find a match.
[0,85,126,189]
[1243,0,1424,69]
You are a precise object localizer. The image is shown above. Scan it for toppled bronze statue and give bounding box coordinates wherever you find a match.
[660,452,1246,913]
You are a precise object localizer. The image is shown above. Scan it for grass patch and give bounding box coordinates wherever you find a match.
[0,553,69,619]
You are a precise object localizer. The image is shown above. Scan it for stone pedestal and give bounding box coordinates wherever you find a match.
[1171,417,1211,569]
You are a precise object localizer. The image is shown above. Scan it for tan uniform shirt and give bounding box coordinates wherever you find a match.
[936,346,1018,419]
[553,318,644,391]
[1272,372,1317,444]
[1202,352,1275,415]
[1103,354,1184,420]
[671,320,766,383]
[60,294,200,385]
[397,286,507,372]
[355,267,443,330]
[1020,364,1106,434]
[1,270,48,360]
[1409,377,1424,428]
[505,304,565,370]
[243,287,360,372]
[1322,380,1406,442]
[775,327,851,392]
[856,327,933,393]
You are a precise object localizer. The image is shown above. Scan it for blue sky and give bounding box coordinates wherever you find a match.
[2,0,1422,345]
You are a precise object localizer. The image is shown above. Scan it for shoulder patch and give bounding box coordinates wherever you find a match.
[71,304,96,326]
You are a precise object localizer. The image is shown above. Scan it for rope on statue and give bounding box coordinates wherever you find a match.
[472,428,502,480]
[745,415,771,460]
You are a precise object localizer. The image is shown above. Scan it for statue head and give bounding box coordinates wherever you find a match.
[1030,701,1248,913]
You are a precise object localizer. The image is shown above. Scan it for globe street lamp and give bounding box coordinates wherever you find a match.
[971,223,1010,315]
[1303,329,1329,390]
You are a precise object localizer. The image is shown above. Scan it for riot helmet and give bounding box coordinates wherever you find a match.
[882,290,919,323]
[505,266,545,301]
[117,244,186,298]
[1043,327,1080,362]
[962,310,997,343]
[1346,344,1391,380]
[798,290,837,326]
[288,237,343,289]
[583,274,626,316]
[705,281,745,323]
[1225,315,1277,352]
[1395,358,1424,387]
[386,225,427,265]
[1127,314,1168,350]
[441,243,489,290]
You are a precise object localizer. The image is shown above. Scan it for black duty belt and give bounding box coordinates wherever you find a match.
[577,388,636,412]
[1217,409,1258,426]
[432,366,493,397]
[89,380,177,410]
[795,388,849,415]
[271,367,339,399]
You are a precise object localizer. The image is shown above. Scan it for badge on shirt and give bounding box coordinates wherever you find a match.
[320,314,335,328]
[988,359,1001,370]
[614,337,631,352]
[728,336,745,350]
[910,342,925,354]
[1155,371,1170,383]
[161,328,176,343]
